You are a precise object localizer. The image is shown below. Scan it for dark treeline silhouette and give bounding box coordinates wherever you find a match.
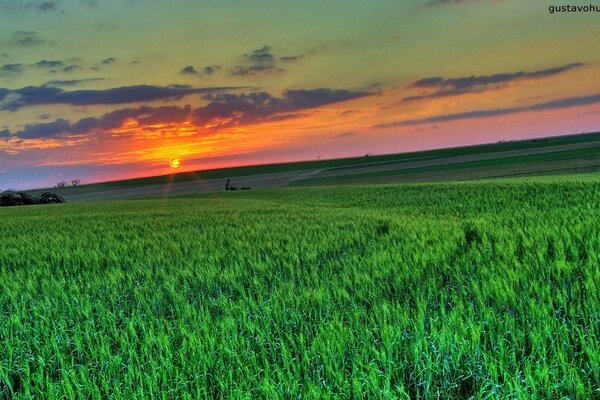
[0,191,65,207]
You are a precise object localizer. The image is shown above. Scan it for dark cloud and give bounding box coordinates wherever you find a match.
[37,1,57,11]
[62,64,80,73]
[0,63,24,74]
[101,57,115,65]
[0,0,59,11]
[13,119,70,139]
[2,105,193,140]
[280,55,303,62]
[376,92,600,127]
[0,89,10,101]
[231,45,278,76]
[0,84,243,111]
[193,88,369,128]
[9,30,47,46]
[231,64,281,76]
[203,65,220,75]
[404,63,584,101]
[44,78,105,87]
[70,105,192,133]
[231,65,280,76]
[230,46,303,76]
[2,87,370,140]
[35,59,64,68]
[246,45,275,64]
[180,65,198,75]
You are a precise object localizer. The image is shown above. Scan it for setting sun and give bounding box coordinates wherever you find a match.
[170,159,181,169]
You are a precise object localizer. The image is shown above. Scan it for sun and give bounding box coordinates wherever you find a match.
[169,159,181,169]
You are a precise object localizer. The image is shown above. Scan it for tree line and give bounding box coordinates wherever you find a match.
[0,192,65,207]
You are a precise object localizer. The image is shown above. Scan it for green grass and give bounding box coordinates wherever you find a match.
[1,177,599,398]
[294,146,600,186]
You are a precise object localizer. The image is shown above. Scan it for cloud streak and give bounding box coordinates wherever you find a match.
[376,92,600,127]
[8,30,47,46]
[404,63,584,101]
[0,84,244,111]
[194,89,369,128]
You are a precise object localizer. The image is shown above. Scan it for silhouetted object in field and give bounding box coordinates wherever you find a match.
[0,191,65,207]
[71,179,81,187]
[224,179,250,191]
[56,181,67,188]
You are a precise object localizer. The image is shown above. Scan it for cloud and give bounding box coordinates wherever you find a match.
[0,0,59,11]
[181,65,221,76]
[180,65,198,75]
[279,55,303,62]
[35,59,64,68]
[230,46,304,76]
[376,92,600,127]
[404,63,584,101]
[0,84,244,111]
[9,30,47,46]
[12,118,70,139]
[1,87,370,140]
[38,1,57,10]
[0,63,24,74]
[231,45,280,76]
[203,65,220,75]
[62,64,80,72]
[193,88,369,128]
[70,105,192,133]
[246,45,275,64]
[336,131,356,138]
[44,78,105,87]
[3,105,193,140]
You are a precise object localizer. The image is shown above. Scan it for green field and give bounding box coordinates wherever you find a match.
[29,131,600,200]
[1,176,599,398]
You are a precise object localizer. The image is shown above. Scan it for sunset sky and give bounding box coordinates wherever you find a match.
[1,0,600,189]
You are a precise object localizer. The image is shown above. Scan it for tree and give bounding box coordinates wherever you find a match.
[37,192,65,204]
[0,192,35,206]
[71,179,81,187]
[56,181,67,188]
[0,191,65,207]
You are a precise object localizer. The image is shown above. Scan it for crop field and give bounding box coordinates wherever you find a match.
[25,131,600,203]
[1,177,599,398]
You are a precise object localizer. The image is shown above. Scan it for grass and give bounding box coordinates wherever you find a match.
[0,177,599,398]
[294,145,600,186]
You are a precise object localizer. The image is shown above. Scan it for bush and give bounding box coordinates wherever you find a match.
[0,191,65,207]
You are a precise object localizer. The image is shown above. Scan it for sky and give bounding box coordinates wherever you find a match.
[1,0,600,189]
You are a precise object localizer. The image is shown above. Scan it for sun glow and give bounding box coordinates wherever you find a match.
[169,159,181,169]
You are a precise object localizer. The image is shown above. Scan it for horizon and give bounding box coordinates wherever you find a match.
[1,0,600,189]
[3,128,598,191]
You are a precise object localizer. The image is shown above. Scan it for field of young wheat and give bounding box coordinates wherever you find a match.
[0,177,598,399]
